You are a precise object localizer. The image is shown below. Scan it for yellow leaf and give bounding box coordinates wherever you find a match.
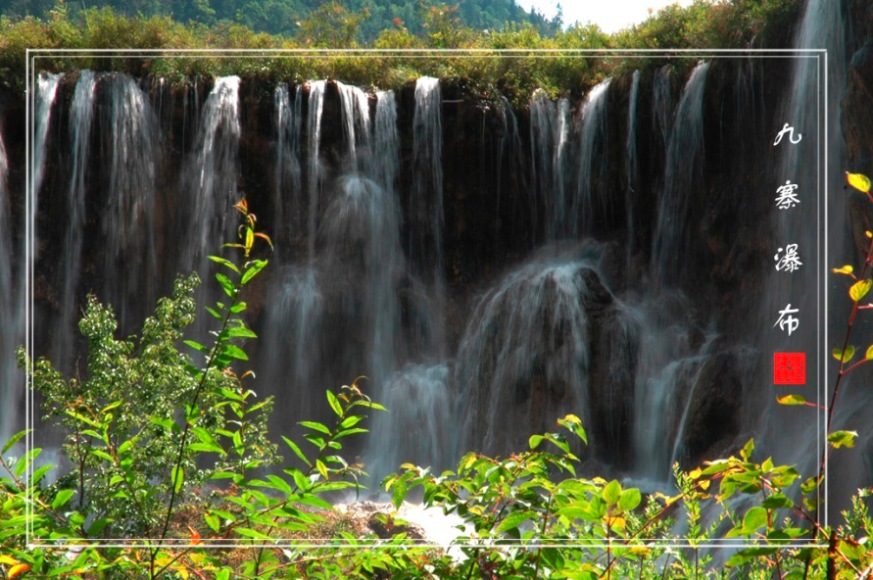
[0,556,18,566]
[867,231,873,239]
[867,345,873,361]
[850,279,872,302]
[832,345,855,363]
[832,265,854,275]
[846,171,872,193]
[8,564,31,579]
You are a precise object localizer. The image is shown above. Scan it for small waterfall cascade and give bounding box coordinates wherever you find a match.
[651,61,709,287]
[336,81,371,174]
[367,363,452,486]
[529,90,570,241]
[180,75,241,276]
[626,70,641,268]
[631,295,711,480]
[103,74,160,331]
[409,77,444,288]
[55,70,97,372]
[33,72,63,208]
[273,83,303,257]
[652,65,674,148]
[495,95,523,224]
[370,90,399,199]
[455,247,603,457]
[305,80,326,261]
[575,78,612,237]
[408,76,446,357]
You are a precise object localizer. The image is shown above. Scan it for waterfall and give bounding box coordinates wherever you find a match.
[529,90,570,241]
[626,70,641,269]
[455,248,602,457]
[33,72,63,208]
[371,90,399,199]
[336,81,371,174]
[495,95,523,237]
[274,83,303,257]
[652,65,674,148]
[651,62,709,286]
[410,77,444,286]
[367,364,452,486]
[181,75,241,276]
[306,80,326,261]
[408,77,446,356]
[55,70,97,372]
[103,74,160,331]
[575,79,612,237]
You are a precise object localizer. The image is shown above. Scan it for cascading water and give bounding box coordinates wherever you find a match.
[370,90,399,198]
[33,72,63,208]
[453,244,607,453]
[305,80,326,260]
[180,76,241,278]
[575,78,612,237]
[103,74,160,332]
[336,81,371,174]
[529,90,570,241]
[409,77,444,289]
[651,62,709,287]
[625,70,640,268]
[55,70,97,373]
[273,83,302,257]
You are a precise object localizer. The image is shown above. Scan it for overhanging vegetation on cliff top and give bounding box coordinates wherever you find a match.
[1,0,803,98]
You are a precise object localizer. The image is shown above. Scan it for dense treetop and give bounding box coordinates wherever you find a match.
[0,0,564,40]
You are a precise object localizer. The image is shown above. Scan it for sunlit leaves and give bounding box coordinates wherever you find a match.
[828,430,858,449]
[846,171,871,193]
[849,279,872,302]
[832,264,854,275]
[833,345,855,364]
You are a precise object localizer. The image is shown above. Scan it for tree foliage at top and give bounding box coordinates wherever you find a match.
[0,0,563,41]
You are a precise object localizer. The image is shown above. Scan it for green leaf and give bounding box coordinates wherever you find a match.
[183,339,208,354]
[241,259,269,285]
[495,510,535,534]
[299,420,331,435]
[326,390,343,417]
[51,489,76,511]
[528,434,543,450]
[827,430,857,449]
[229,301,248,315]
[208,255,241,275]
[617,488,642,512]
[14,448,40,478]
[205,306,222,320]
[222,344,249,361]
[282,436,311,467]
[832,345,855,363]
[849,279,872,303]
[171,466,184,494]
[2,430,29,455]
[602,480,621,505]
[215,272,236,298]
[742,506,768,532]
